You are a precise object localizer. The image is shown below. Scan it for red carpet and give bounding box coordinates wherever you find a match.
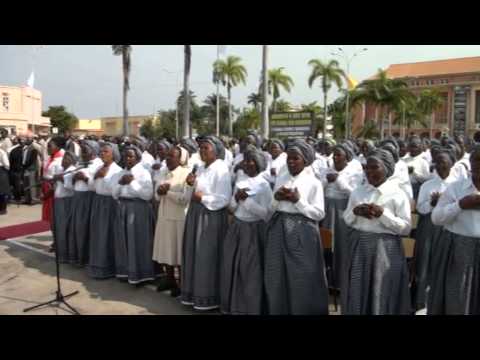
[0,221,51,241]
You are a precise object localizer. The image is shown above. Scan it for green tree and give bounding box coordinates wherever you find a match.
[260,67,294,113]
[42,106,78,134]
[247,92,262,111]
[213,55,248,136]
[308,59,345,140]
[392,94,429,135]
[417,88,445,138]
[233,108,261,139]
[356,120,380,139]
[355,69,410,139]
[274,99,292,112]
[111,45,132,136]
[201,93,229,135]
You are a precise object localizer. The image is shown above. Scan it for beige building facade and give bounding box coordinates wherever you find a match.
[0,85,51,135]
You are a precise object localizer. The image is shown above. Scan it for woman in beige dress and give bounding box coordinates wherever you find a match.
[153,146,190,296]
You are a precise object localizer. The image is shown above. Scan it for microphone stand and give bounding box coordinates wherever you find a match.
[23,164,89,315]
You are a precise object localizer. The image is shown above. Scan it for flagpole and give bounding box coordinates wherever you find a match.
[216,46,220,137]
[261,45,269,139]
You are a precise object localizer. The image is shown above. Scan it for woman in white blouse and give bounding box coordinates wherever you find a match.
[152,146,191,297]
[86,143,123,279]
[320,143,363,291]
[342,149,412,315]
[51,151,76,262]
[181,136,232,311]
[414,148,456,313]
[221,149,273,315]
[67,140,103,266]
[0,147,10,215]
[266,139,287,187]
[264,139,329,315]
[431,146,480,314]
[404,136,431,201]
[112,145,156,285]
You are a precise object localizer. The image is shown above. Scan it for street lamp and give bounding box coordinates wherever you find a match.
[161,68,183,139]
[331,47,368,139]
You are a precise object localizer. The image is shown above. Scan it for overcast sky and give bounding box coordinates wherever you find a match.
[1,45,480,119]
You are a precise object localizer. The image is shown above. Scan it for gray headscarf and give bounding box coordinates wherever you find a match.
[436,146,456,165]
[367,149,396,179]
[334,143,354,162]
[244,149,267,173]
[180,138,198,154]
[381,143,400,163]
[408,136,423,147]
[158,139,173,152]
[63,151,78,166]
[123,145,143,162]
[200,135,226,160]
[269,139,285,151]
[287,139,315,166]
[83,140,100,156]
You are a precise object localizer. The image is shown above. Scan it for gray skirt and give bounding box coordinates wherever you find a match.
[114,198,156,284]
[87,194,118,279]
[413,213,443,308]
[264,212,329,315]
[220,217,266,315]
[181,201,229,309]
[426,228,451,315]
[443,231,480,315]
[53,197,73,264]
[322,196,349,290]
[341,229,411,315]
[67,191,95,266]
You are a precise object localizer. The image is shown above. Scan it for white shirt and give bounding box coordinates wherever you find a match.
[271,167,325,222]
[320,164,363,200]
[73,157,104,192]
[266,152,288,184]
[392,160,414,200]
[151,158,167,180]
[416,173,457,215]
[55,165,75,199]
[141,151,155,171]
[229,175,273,222]
[311,157,329,180]
[431,176,480,237]
[0,138,12,153]
[89,162,123,196]
[343,178,412,236]
[422,150,432,164]
[404,153,431,184]
[224,148,233,169]
[189,158,232,211]
[0,148,9,170]
[112,162,154,201]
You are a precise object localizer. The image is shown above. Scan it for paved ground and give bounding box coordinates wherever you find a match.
[0,204,340,315]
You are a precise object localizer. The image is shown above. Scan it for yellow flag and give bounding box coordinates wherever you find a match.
[346,75,358,90]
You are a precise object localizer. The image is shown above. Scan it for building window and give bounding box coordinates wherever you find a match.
[476,90,480,124]
[2,93,9,111]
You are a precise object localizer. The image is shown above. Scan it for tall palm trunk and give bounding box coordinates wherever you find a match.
[122,50,129,136]
[323,90,328,139]
[273,97,277,114]
[228,84,232,137]
[388,111,392,137]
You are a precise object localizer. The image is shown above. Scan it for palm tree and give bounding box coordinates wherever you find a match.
[247,92,262,111]
[259,67,295,113]
[213,55,248,136]
[417,88,445,138]
[308,59,345,140]
[274,99,292,112]
[355,69,410,139]
[112,45,132,136]
[300,101,323,137]
[393,94,429,135]
[357,120,380,139]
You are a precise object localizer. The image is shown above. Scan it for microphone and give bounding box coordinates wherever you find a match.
[192,164,198,175]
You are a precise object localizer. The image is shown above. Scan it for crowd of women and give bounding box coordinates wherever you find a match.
[22,130,480,315]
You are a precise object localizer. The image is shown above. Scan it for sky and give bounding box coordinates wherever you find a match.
[1,45,480,119]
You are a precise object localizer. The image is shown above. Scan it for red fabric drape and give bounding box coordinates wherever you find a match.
[41,150,63,226]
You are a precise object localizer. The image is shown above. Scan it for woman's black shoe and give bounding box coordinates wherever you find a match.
[170,286,181,298]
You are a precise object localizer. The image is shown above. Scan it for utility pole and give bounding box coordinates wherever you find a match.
[261,45,269,139]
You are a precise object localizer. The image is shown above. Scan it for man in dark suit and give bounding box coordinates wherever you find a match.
[22,136,40,205]
[9,137,25,202]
